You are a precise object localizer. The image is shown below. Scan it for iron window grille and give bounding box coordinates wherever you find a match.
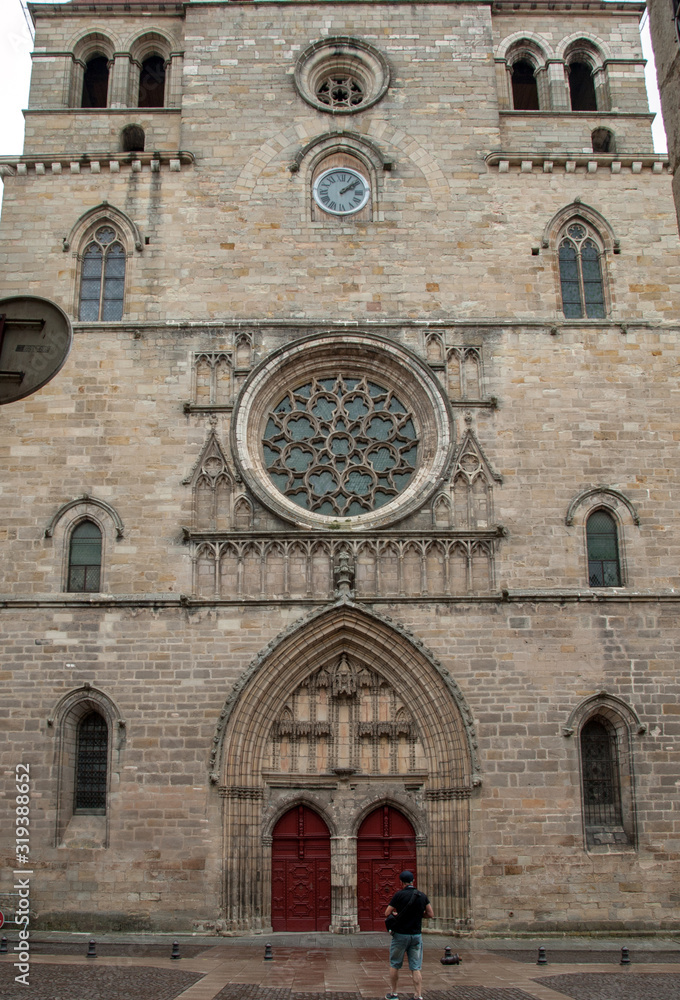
[581,718,623,827]
[67,519,102,593]
[586,509,621,587]
[74,711,108,812]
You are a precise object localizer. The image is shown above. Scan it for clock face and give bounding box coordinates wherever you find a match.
[312,167,370,216]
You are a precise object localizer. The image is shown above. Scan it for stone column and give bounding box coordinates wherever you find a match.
[547,61,571,111]
[330,834,359,933]
[222,787,266,930]
[167,51,184,108]
[495,60,511,110]
[423,790,471,930]
[109,53,133,109]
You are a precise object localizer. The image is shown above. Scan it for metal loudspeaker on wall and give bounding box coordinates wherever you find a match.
[0,296,72,405]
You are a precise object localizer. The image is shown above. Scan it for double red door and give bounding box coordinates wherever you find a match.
[271,805,331,932]
[357,806,417,931]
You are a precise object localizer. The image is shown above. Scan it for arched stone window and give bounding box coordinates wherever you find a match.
[74,711,108,811]
[568,60,597,111]
[45,494,125,594]
[81,54,109,108]
[51,686,123,848]
[586,508,621,586]
[120,124,145,152]
[138,54,166,108]
[67,519,102,593]
[79,225,126,321]
[567,693,640,852]
[511,58,540,109]
[558,220,606,319]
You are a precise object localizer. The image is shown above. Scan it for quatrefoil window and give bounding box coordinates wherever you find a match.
[263,376,419,516]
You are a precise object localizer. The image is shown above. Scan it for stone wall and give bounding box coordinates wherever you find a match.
[0,0,678,935]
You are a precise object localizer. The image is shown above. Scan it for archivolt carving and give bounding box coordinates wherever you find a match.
[209,601,480,787]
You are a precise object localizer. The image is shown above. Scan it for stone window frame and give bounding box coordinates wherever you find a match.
[564,693,643,853]
[559,35,611,113]
[294,37,391,116]
[45,495,125,594]
[70,32,115,109]
[565,486,639,590]
[128,30,174,109]
[498,36,551,111]
[50,685,125,848]
[231,332,455,532]
[65,203,142,322]
[542,202,618,321]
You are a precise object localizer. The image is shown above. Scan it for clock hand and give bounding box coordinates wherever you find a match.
[339,180,360,195]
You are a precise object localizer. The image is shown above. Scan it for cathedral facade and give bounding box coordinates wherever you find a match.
[1,0,679,935]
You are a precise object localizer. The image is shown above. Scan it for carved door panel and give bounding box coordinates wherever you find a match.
[357,805,417,931]
[271,805,331,931]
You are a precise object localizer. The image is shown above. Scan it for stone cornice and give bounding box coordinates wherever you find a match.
[486,150,667,174]
[2,590,680,609]
[66,318,680,331]
[0,150,194,177]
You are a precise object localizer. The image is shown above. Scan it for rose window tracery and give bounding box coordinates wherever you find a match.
[262,375,419,517]
[316,74,364,109]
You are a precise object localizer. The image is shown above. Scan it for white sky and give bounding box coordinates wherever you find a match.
[0,0,669,182]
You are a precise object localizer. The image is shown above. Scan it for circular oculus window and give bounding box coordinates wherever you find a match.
[294,37,390,115]
[232,334,454,531]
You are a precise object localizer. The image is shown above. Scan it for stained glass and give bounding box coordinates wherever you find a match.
[263,375,418,515]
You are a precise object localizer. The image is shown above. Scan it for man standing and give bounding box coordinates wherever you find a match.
[384,870,434,1000]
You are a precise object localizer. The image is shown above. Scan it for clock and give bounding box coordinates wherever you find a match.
[312,167,370,216]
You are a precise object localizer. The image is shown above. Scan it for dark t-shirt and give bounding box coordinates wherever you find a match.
[388,885,430,934]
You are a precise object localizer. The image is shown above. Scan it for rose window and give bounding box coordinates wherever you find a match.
[263,375,419,516]
[316,74,364,109]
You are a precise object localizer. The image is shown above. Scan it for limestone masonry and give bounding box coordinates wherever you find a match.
[0,0,678,935]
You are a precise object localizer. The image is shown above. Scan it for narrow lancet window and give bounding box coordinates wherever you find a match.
[67,520,102,592]
[586,509,621,586]
[79,226,126,321]
[74,712,108,812]
[511,60,539,110]
[558,222,605,319]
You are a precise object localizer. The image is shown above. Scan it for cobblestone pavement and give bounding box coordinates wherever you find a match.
[0,938,678,1000]
[0,962,203,1000]
[536,973,680,1000]
[211,988,538,1000]
[19,940,209,958]
[511,950,680,964]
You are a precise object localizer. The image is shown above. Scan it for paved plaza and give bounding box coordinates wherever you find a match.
[0,934,678,1000]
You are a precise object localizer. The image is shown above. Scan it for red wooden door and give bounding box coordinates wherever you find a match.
[271,805,331,932]
[357,806,417,931]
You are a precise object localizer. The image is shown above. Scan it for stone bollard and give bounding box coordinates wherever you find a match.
[264,942,273,961]
[171,941,181,960]
[620,947,631,966]
[537,946,548,966]
[0,937,7,954]
[86,939,97,958]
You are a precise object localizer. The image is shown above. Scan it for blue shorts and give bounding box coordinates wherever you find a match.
[389,932,423,971]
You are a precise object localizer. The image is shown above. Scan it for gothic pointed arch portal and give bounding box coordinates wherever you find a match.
[215,603,477,933]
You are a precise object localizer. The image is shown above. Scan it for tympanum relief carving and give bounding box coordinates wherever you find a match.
[265,655,426,778]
